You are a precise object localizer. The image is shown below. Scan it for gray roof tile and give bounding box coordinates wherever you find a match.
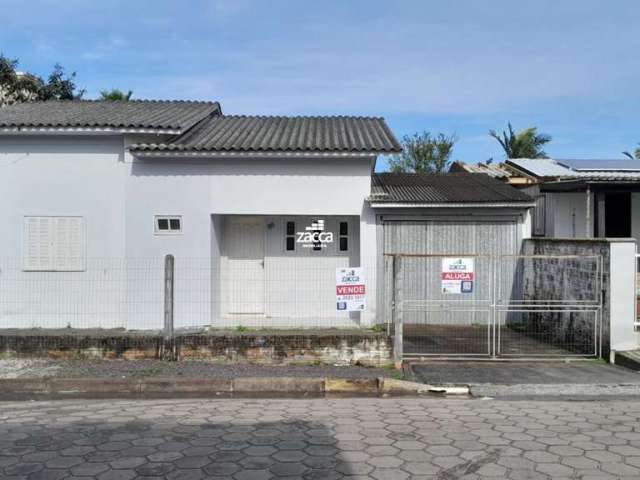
[370,173,533,204]
[130,115,401,153]
[0,100,220,130]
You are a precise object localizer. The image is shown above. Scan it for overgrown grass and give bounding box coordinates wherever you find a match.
[370,324,387,334]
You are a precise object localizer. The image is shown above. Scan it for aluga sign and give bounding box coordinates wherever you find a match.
[296,219,333,248]
[441,257,474,294]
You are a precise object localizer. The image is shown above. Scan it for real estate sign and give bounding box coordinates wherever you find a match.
[441,257,474,294]
[336,267,366,311]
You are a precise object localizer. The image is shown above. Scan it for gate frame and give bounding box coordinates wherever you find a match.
[387,253,604,361]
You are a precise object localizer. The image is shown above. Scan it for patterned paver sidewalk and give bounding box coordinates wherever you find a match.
[1,398,640,479]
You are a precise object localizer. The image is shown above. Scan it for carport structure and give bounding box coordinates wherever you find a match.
[369,173,619,360]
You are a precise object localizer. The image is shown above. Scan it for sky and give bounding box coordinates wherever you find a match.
[1,0,639,169]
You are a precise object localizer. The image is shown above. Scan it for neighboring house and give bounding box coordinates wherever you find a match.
[0,100,533,330]
[504,158,640,241]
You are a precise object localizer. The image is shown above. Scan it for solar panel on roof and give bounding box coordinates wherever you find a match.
[557,159,640,171]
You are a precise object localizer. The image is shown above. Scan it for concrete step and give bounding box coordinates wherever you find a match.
[615,350,640,371]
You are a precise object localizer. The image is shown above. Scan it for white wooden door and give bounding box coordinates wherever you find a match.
[224,217,265,314]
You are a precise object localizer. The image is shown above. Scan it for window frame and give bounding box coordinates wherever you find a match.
[338,220,350,252]
[154,215,183,235]
[283,217,352,255]
[531,195,546,237]
[284,219,297,252]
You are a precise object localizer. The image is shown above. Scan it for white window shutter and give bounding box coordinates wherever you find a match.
[23,216,85,271]
[68,217,85,270]
[23,217,53,270]
[53,217,85,271]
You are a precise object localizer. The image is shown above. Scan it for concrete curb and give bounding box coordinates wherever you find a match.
[469,383,640,399]
[0,377,467,398]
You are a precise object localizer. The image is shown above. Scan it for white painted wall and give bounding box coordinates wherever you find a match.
[521,208,532,240]
[359,204,379,326]
[0,135,129,328]
[547,191,640,246]
[124,155,376,328]
[213,215,363,328]
[546,192,593,238]
[609,240,639,355]
[1,134,378,329]
[0,135,126,258]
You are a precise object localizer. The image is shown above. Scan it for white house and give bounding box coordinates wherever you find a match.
[0,100,534,331]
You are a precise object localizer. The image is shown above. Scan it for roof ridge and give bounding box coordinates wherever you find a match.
[10,99,219,105]
[374,172,473,176]
[216,114,385,120]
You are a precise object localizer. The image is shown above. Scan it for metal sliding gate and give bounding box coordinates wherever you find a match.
[388,254,603,359]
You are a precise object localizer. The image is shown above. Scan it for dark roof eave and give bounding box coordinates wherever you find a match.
[541,179,640,192]
[368,199,536,207]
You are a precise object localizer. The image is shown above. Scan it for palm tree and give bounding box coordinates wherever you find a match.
[99,89,133,101]
[489,123,552,159]
[622,145,640,160]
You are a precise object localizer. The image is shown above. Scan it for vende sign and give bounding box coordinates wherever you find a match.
[441,257,474,294]
[336,267,366,311]
[336,284,366,295]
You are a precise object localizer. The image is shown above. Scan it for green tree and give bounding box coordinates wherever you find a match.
[99,89,133,101]
[0,55,83,106]
[622,145,640,160]
[388,131,456,173]
[489,123,551,159]
[41,63,82,100]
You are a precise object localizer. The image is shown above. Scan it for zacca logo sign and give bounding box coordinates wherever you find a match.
[296,219,333,249]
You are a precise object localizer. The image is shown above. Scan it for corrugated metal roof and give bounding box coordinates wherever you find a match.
[370,173,533,204]
[507,158,640,181]
[0,100,220,131]
[130,115,401,153]
[506,158,573,177]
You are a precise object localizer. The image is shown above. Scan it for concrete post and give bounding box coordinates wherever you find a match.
[596,192,606,237]
[359,204,378,327]
[393,256,403,367]
[585,185,591,238]
[609,240,639,361]
[164,254,174,340]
